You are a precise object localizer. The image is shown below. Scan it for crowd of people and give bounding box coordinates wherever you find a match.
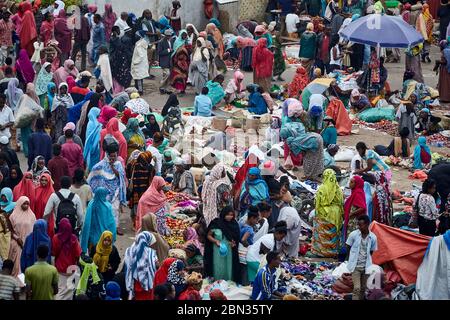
[0,0,448,302]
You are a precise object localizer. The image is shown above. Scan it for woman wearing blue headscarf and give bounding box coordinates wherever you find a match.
[0,187,16,214]
[80,187,117,253]
[68,91,95,124]
[239,167,270,215]
[413,136,432,170]
[247,84,269,115]
[21,219,51,271]
[46,82,56,118]
[83,107,102,172]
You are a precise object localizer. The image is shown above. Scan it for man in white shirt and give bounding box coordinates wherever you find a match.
[285,11,300,37]
[0,93,15,140]
[146,145,162,176]
[114,12,129,37]
[44,176,84,232]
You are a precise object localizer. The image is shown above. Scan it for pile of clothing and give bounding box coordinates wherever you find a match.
[279,260,343,300]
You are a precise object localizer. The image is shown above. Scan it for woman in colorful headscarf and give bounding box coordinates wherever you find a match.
[124,231,159,300]
[0,187,16,216]
[40,12,54,46]
[311,169,344,258]
[102,4,116,42]
[206,22,224,59]
[166,259,187,298]
[83,107,101,172]
[20,219,51,271]
[205,74,226,106]
[288,66,309,98]
[35,62,54,107]
[126,151,154,227]
[52,218,81,300]
[15,49,35,86]
[251,38,274,92]
[413,136,432,170]
[239,167,269,216]
[189,37,210,95]
[204,206,241,283]
[99,118,127,162]
[6,79,23,112]
[45,82,56,118]
[77,93,104,141]
[34,173,55,235]
[54,9,73,63]
[8,196,36,276]
[171,30,190,94]
[30,155,50,186]
[416,3,434,63]
[13,172,36,204]
[438,38,450,102]
[254,24,273,48]
[90,230,121,283]
[202,164,233,226]
[343,175,367,240]
[224,70,245,104]
[19,1,37,58]
[123,118,145,158]
[51,82,74,141]
[141,213,170,263]
[135,176,170,235]
[53,59,79,88]
[158,16,174,35]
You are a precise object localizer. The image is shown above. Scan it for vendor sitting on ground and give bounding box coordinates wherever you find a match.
[184,244,203,273]
[374,127,412,158]
[349,89,371,113]
[247,84,269,115]
[308,94,326,132]
[412,136,432,170]
[354,142,391,183]
[321,116,337,147]
[194,87,213,117]
[172,158,196,196]
[251,251,284,300]
[416,108,443,136]
[224,71,246,104]
[324,144,340,171]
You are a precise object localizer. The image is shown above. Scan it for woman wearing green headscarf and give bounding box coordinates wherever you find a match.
[311,169,344,258]
[123,118,145,158]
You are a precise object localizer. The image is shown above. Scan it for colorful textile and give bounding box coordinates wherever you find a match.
[15,49,35,84]
[326,98,352,135]
[83,107,102,171]
[135,176,168,232]
[413,136,431,169]
[93,231,113,273]
[21,219,51,271]
[315,169,344,230]
[280,122,319,155]
[311,216,340,258]
[252,38,274,79]
[99,117,128,161]
[0,188,16,213]
[239,167,270,208]
[343,176,367,239]
[206,80,225,106]
[288,67,309,98]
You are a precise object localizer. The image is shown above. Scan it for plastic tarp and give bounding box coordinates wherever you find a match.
[358,106,395,123]
[369,221,431,284]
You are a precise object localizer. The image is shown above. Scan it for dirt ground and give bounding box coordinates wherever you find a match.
[16,44,448,255]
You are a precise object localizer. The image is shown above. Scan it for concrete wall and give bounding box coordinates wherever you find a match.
[84,0,209,30]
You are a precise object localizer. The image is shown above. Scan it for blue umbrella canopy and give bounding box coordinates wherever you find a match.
[339,14,424,48]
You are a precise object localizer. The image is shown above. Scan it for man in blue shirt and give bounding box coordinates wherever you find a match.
[194,87,213,117]
[346,215,378,300]
[251,251,284,300]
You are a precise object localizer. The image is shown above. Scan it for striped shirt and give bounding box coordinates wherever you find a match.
[251,265,276,300]
[0,274,21,300]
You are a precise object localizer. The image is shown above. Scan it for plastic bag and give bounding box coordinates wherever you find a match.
[358,106,395,123]
[332,262,350,278]
[14,95,43,128]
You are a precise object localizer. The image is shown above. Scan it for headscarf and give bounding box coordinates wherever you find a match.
[124,231,158,293]
[413,136,431,169]
[51,82,74,112]
[53,59,79,88]
[102,4,117,42]
[252,38,274,78]
[98,105,118,126]
[254,25,266,34]
[0,187,16,213]
[343,175,366,237]
[158,16,173,34]
[233,70,245,92]
[93,230,114,273]
[141,213,170,262]
[143,114,161,138]
[99,117,128,161]
[123,117,145,142]
[154,257,177,287]
[172,29,188,57]
[4,165,24,190]
[6,79,24,111]
[202,164,230,226]
[78,93,103,139]
[287,99,303,118]
[55,217,79,255]
[288,66,309,98]
[46,82,56,108]
[161,94,179,117]
[80,187,117,252]
[350,88,361,103]
[19,6,37,56]
[83,107,102,171]
[105,281,121,300]
[25,83,39,104]
[167,260,186,285]
[280,122,319,154]
[15,49,35,84]
[121,108,138,125]
[53,0,65,16]
[13,172,36,203]
[35,62,54,96]
[21,219,51,271]
[31,156,50,183]
[314,169,343,230]
[306,22,314,32]
[33,173,54,222]
[241,167,270,200]
[135,176,167,231]
[209,18,221,29]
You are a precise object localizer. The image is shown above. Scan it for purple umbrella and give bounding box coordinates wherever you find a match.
[339,13,424,48]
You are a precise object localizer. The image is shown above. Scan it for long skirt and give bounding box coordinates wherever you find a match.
[438,65,450,102]
[8,239,22,276]
[303,134,324,180]
[55,273,75,300]
[311,217,340,258]
[240,47,253,71]
[253,73,271,92]
[212,228,233,281]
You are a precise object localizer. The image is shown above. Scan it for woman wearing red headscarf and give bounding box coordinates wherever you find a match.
[251,38,274,92]
[54,10,72,65]
[343,175,367,240]
[40,12,54,46]
[99,118,128,162]
[34,173,56,237]
[13,172,36,205]
[154,257,177,287]
[102,4,117,42]
[19,1,38,57]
